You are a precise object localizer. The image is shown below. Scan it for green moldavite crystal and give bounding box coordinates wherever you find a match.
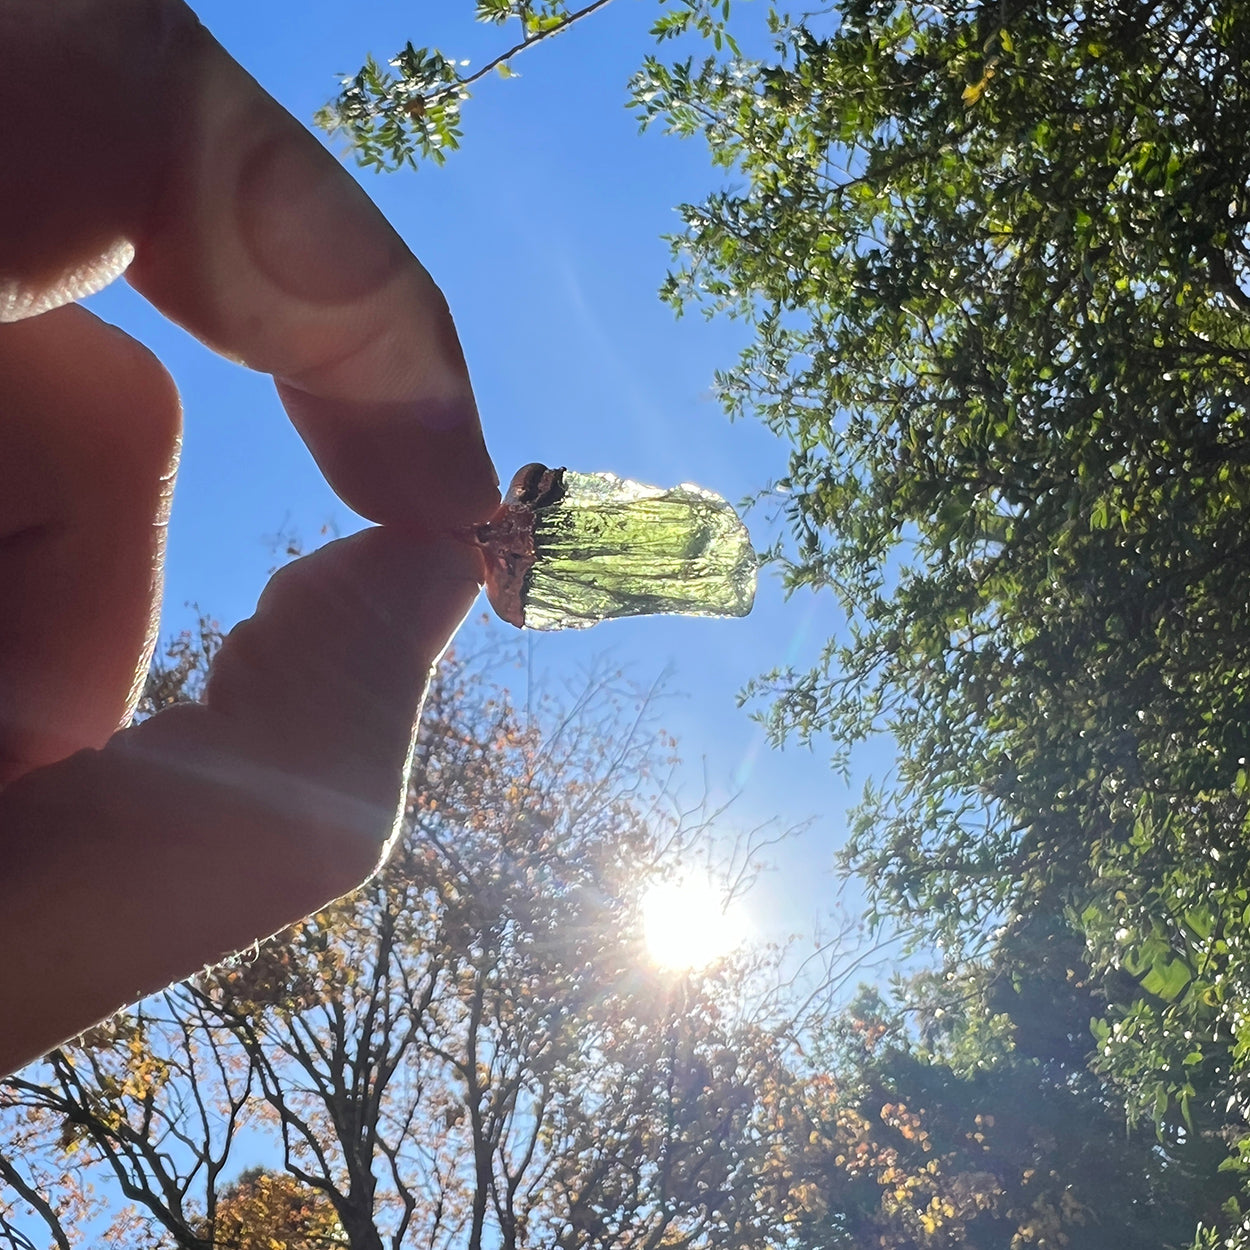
[477,464,757,631]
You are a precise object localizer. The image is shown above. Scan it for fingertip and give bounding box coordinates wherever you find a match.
[4,3,500,530]
[274,382,501,528]
[201,529,484,784]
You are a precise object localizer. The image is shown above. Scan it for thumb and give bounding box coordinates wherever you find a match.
[0,530,482,1075]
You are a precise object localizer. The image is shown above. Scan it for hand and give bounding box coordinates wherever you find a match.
[0,0,499,1076]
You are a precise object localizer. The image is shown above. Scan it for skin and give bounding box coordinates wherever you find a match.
[0,0,500,1077]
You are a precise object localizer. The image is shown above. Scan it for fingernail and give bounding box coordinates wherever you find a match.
[0,240,135,323]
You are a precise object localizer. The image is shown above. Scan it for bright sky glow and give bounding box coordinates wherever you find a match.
[641,878,747,971]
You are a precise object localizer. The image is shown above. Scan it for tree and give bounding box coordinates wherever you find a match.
[765,970,1237,1250]
[195,1170,347,1250]
[621,0,1250,1225]
[314,0,736,171]
[0,617,841,1250]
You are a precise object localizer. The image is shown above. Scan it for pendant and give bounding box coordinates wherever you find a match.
[474,464,757,631]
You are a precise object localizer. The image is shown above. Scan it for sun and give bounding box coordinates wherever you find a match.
[640,877,748,971]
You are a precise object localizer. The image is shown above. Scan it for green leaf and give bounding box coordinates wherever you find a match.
[1140,957,1191,1003]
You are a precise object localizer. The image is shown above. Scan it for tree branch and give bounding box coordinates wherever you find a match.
[0,1156,72,1250]
[435,0,619,102]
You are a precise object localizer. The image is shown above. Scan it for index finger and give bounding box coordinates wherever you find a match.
[0,0,499,529]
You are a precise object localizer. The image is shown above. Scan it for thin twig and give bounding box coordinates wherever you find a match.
[433,0,618,101]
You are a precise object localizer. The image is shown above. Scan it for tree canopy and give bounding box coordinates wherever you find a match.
[641,0,1250,1238]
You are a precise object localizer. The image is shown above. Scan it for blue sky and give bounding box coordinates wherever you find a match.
[86,0,895,948]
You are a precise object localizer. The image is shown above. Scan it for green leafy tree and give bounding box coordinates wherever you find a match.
[623,0,1250,1223]
[628,0,1250,933]
[314,0,737,170]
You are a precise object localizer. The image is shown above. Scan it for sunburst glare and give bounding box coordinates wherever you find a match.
[641,877,748,971]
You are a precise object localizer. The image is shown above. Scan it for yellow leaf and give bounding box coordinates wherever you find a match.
[962,69,994,104]
[999,28,1014,53]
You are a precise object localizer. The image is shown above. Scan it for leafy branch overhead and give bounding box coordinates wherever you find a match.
[314,0,734,170]
[621,1,1250,1238]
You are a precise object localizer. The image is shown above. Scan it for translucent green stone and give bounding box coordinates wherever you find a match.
[478,466,757,631]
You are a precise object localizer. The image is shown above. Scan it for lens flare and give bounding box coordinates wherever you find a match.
[641,878,746,971]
